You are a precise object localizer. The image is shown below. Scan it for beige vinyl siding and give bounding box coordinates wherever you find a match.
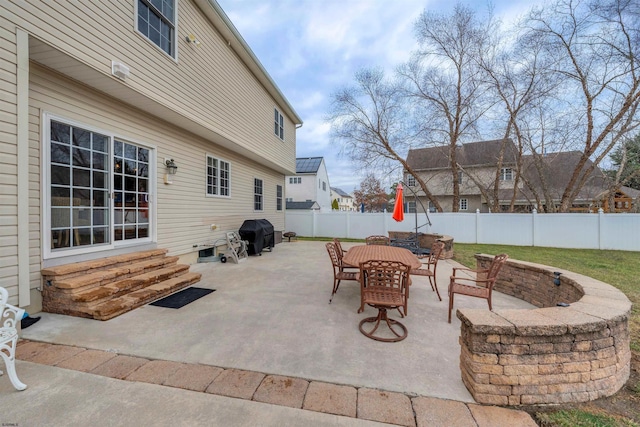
[0,19,19,303]
[30,64,285,256]
[5,0,296,172]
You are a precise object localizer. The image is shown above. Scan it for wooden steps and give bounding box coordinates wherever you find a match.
[41,249,202,320]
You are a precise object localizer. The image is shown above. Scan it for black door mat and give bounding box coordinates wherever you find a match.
[149,287,215,309]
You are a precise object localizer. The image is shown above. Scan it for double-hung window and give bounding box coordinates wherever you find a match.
[254,178,263,211]
[406,175,416,186]
[459,198,468,211]
[137,0,176,57]
[206,155,230,196]
[274,108,284,140]
[276,185,282,211]
[289,177,301,184]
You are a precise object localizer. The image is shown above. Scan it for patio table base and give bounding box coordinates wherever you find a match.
[359,308,407,342]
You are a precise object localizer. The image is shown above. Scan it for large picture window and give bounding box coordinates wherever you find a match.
[206,155,230,196]
[46,117,153,257]
[137,0,176,57]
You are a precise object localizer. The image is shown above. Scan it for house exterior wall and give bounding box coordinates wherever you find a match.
[285,159,332,211]
[1,0,299,311]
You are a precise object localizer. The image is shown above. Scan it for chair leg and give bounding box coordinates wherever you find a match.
[359,308,407,342]
[488,294,492,311]
[429,276,442,301]
[329,278,341,304]
[0,338,27,391]
[448,291,454,323]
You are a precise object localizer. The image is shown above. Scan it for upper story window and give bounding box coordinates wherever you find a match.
[406,175,416,186]
[276,185,282,211]
[254,178,263,211]
[458,171,463,183]
[274,108,284,140]
[289,177,301,184]
[459,198,468,211]
[500,168,513,181]
[322,181,326,191]
[137,0,176,57]
[206,155,230,197]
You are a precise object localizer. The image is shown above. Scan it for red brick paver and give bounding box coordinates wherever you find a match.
[303,381,357,417]
[164,364,224,392]
[358,387,416,427]
[253,375,309,408]
[413,396,476,427]
[16,341,55,360]
[125,359,182,384]
[56,349,117,372]
[28,344,85,366]
[205,368,265,399]
[90,355,149,379]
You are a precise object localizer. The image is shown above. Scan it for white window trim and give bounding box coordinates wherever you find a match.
[276,184,283,211]
[205,154,231,198]
[406,175,416,186]
[274,108,284,141]
[500,167,513,181]
[254,177,264,211]
[135,0,179,62]
[459,198,468,211]
[42,112,156,260]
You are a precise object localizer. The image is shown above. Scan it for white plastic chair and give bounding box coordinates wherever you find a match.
[1,287,27,390]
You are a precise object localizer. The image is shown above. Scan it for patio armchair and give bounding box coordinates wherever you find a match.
[358,260,410,342]
[332,238,357,270]
[365,235,390,246]
[1,286,27,390]
[410,241,445,301]
[326,242,359,304]
[447,253,509,323]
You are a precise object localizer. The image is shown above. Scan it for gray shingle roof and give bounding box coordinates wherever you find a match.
[330,187,351,198]
[286,201,320,210]
[407,139,518,170]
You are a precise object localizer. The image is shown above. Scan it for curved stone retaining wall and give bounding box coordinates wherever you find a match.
[457,255,631,406]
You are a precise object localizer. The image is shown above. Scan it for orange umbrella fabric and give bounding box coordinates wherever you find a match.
[392,183,404,222]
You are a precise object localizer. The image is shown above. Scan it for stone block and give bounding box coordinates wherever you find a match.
[472,393,509,405]
[164,364,223,392]
[56,349,117,372]
[28,344,85,366]
[302,381,356,418]
[357,388,415,427]
[538,363,563,375]
[503,364,538,376]
[90,355,149,379]
[500,344,530,355]
[572,341,592,352]
[412,397,474,427]
[512,384,548,395]
[16,341,56,361]
[467,403,538,427]
[125,359,182,385]
[253,375,309,409]
[499,354,539,366]
[490,374,520,385]
[494,309,567,336]
[205,368,265,400]
[562,361,592,373]
[529,343,554,354]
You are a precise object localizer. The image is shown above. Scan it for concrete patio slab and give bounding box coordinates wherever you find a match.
[20,241,533,403]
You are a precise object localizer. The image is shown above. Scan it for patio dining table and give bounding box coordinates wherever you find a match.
[343,245,421,270]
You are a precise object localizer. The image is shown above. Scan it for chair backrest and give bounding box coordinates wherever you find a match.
[326,242,341,269]
[486,253,509,288]
[359,260,410,302]
[365,235,390,246]
[426,241,445,265]
[332,238,346,259]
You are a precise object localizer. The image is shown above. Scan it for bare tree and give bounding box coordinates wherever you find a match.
[522,0,640,211]
[352,174,389,212]
[398,4,493,211]
[328,68,443,211]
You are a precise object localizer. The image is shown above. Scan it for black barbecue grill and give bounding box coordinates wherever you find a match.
[239,219,274,255]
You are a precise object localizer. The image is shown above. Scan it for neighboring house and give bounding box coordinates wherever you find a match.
[285,201,321,210]
[330,187,356,211]
[285,157,332,211]
[405,139,625,213]
[3,1,302,313]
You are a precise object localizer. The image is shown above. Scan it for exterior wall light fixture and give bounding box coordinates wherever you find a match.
[185,34,201,46]
[164,158,178,185]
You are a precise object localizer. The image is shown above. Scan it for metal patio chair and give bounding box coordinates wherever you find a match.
[410,241,445,301]
[1,286,27,390]
[326,242,359,304]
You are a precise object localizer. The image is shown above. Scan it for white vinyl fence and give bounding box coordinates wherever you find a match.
[285,209,640,251]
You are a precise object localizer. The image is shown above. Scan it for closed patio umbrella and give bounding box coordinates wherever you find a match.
[392,183,404,222]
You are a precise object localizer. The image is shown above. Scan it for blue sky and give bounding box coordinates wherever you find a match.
[216,0,533,194]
